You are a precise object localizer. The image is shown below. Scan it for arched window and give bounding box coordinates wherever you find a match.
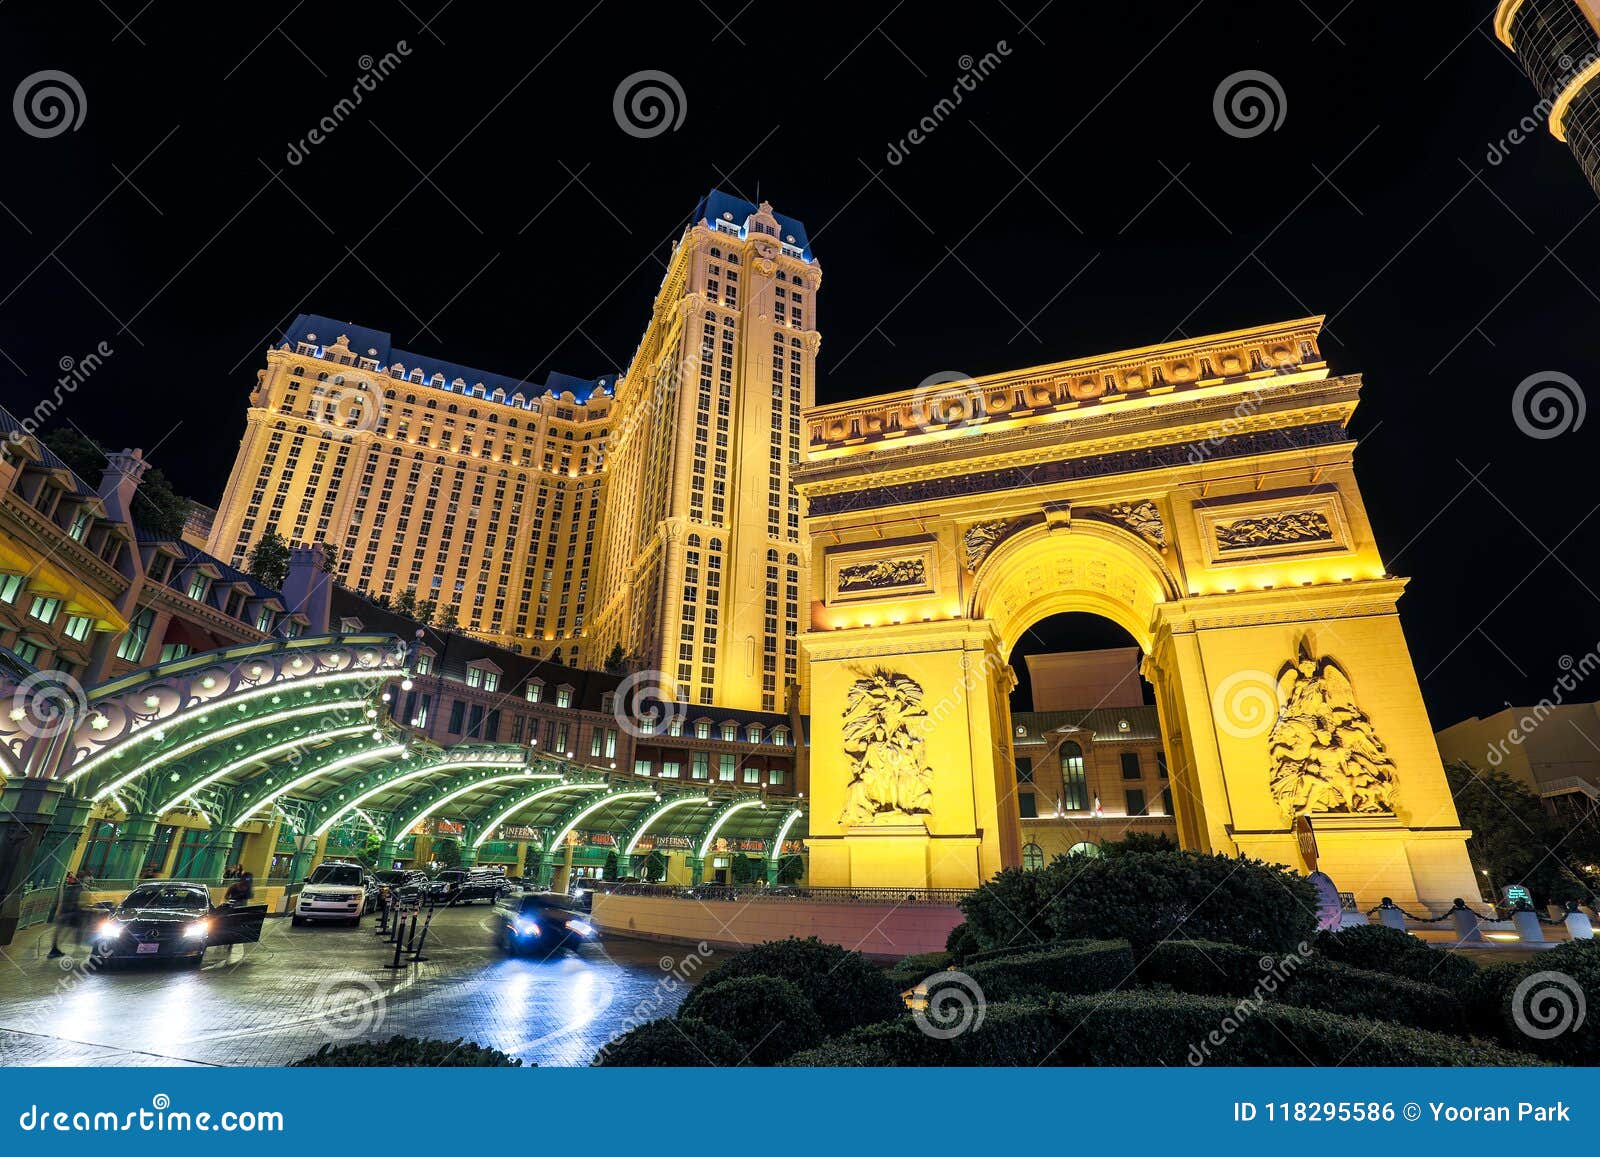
[1067,841,1101,858]
[1060,741,1087,811]
[1022,842,1045,871]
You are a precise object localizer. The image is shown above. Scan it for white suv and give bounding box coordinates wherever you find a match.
[293,863,368,927]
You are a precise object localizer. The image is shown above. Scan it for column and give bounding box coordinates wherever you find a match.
[26,793,94,891]
[687,855,705,885]
[104,814,160,882]
[376,840,400,869]
[458,844,479,869]
[194,827,240,881]
[0,780,73,945]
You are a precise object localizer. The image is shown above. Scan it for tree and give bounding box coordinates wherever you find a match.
[437,604,459,630]
[314,539,343,574]
[41,427,191,537]
[433,838,461,868]
[415,598,437,626]
[602,851,619,882]
[394,588,418,618]
[1444,760,1600,906]
[642,849,667,882]
[603,644,628,674]
[730,853,761,886]
[775,853,804,885]
[246,527,291,590]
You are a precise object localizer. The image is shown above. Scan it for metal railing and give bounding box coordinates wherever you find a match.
[604,882,971,905]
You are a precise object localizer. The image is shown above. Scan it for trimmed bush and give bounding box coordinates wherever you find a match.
[591,1017,746,1067]
[1041,850,1318,952]
[790,992,1536,1066]
[685,937,905,1033]
[958,866,1058,953]
[1463,940,1599,1063]
[1140,939,1464,1035]
[962,939,1134,1002]
[677,976,826,1064]
[292,1035,523,1067]
[1312,925,1478,989]
[945,921,979,962]
[885,951,952,992]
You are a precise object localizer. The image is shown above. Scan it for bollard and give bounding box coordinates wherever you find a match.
[411,907,436,963]
[1450,897,1485,944]
[1511,902,1545,944]
[1377,898,1407,933]
[405,913,419,953]
[375,895,389,936]
[1564,901,1594,941]
[383,919,407,970]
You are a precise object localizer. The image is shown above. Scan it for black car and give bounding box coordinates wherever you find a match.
[425,869,509,906]
[373,869,426,905]
[91,882,265,966]
[491,892,599,956]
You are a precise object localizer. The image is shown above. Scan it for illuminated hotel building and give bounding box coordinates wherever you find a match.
[1496,0,1600,198]
[208,192,817,708]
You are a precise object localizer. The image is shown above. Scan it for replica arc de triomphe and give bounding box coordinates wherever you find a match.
[793,317,1477,911]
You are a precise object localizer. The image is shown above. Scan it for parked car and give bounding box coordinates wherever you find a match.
[91,881,265,966]
[293,862,369,926]
[425,868,509,906]
[373,869,426,906]
[491,892,599,957]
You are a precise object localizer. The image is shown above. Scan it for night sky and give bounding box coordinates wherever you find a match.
[2,2,1597,730]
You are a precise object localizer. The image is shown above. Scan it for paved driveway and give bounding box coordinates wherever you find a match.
[0,906,699,1067]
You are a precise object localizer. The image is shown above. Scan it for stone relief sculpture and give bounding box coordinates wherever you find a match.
[1104,500,1167,549]
[1216,509,1332,551]
[839,669,934,826]
[837,557,927,592]
[962,521,1010,570]
[1267,644,1398,818]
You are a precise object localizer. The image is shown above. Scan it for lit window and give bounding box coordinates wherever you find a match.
[1022,843,1044,871]
[556,686,573,708]
[62,615,92,642]
[27,596,62,625]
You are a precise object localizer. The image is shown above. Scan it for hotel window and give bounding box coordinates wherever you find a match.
[416,653,433,675]
[27,596,62,625]
[556,686,573,708]
[0,573,24,603]
[1156,751,1168,779]
[78,821,119,877]
[746,724,762,743]
[744,765,760,784]
[1120,752,1142,780]
[718,753,737,782]
[159,643,191,663]
[1125,789,1147,816]
[590,731,604,758]
[116,608,155,662]
[771,726,787,746]
[1015,756,1034,784]
[68,507,91,542]
[661,760,681,779]
[1059,741,1087,811]
[1022,842,1045,871]
[62,614,92,642]
[466,667,483,687]
[1161,786,1174,817]
[525,680,542,703]
[633,759,653,777]
[691,752,710,780]
[187,573,210,602]
[720,722,736,741]
[1018,792,1038,818]
[447,700,466,734]
[668,717,684,737]
[695,720,711,740]
[172,828,209,877]
[14,639,39,665]
[770,766,785,786]
[605,729,618,758]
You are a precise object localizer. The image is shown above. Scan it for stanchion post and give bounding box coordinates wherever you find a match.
[1450,897,1485,944]
[1377,897,1407,932]
[411,906,436,963]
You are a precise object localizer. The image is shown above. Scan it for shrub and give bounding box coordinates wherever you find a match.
[962,940,1133,1002]
[885,951,952,992]
[1141,939,1465,1036]
[958,866,1058,954]
[786,1002,1055,1067]
[591,1017,746,1067]
[1312,925,1478,989]
[676,976,826,1064]
[685,937,905,1032]
[292,1035,523,1067]
[944,921,979,962]
[1041,849,1318,952]
[1463,940,1599,1063]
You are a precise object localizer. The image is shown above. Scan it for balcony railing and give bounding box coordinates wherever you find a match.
[604,882,970,905]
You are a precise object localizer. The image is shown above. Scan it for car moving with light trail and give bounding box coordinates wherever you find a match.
[92,882,266,966]
[491,892,599,957]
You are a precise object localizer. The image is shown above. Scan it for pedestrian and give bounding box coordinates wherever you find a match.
[48,872,86,959]
[225,871,254,904]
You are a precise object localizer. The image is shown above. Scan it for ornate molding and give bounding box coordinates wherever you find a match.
[1098,500,1166,550]
[840,669,933,826]
[837,557,928,593]
[963,520,1012,571]
[1216,509,1332,552]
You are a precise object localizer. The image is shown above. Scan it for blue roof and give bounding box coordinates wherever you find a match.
[0,407,99,497]
[278,315,616,402]
[134,526,285,602]
[690,190,813,260]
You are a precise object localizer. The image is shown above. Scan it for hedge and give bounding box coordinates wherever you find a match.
[292,1035,523,1067]
[1463,940,1599,1063]
[962,939,1134,1002]
[885,951,952,992]
[1312,925,1478,990]
[591,1017,747,1067]
[789,992,1538,1067]
[684,937,905,1033]
[1139,939,1464,1036]
[676,976,826,1064]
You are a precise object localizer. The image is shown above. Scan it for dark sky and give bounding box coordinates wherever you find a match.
[3,2,1598,731]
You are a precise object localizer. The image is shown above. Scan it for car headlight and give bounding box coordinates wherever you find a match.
[183,919,210,940]
[96,918,123,939]
[513,919,541,937]
[566,919,595,938]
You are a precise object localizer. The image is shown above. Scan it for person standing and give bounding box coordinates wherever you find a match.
[48,872,86,959]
